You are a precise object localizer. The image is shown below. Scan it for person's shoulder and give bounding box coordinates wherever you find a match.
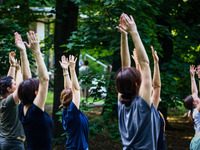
[136,95,151,110]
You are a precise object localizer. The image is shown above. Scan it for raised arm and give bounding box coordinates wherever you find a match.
[68,55,80,109]
[15,60,22,86]
[59,55,71,89]
[196,65,200,93]
[25,31,49,111]
[116,13,131,70]
[7,51,16,78]
[122,14,152,105]
[190,65,198,98]
[151,46,161,109]
[15,32,32,80]
[131,48,140,71]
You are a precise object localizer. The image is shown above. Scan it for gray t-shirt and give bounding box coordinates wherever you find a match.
[0,94,25,139]
[118,95,160,150]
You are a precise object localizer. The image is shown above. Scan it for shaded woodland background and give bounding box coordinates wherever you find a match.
[1,0,200,149]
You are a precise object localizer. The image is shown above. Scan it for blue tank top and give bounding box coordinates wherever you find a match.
[19,104,54,150]
[62,102,89,150]
[118,95,160,150]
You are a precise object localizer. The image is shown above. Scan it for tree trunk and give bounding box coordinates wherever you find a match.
[52,0,78,140]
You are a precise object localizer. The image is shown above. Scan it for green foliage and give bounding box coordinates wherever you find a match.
[0,18,34,76]
[0,0,48,77]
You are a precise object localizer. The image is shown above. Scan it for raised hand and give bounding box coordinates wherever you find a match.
[59,55,69,70]
[121,14,138,34]
[9,51,16,66]
[24,31,40,53]
[131,48,138,64]
[68,55,77,69]
[116,24,127,36]
[16,60,21,70]
[196,65,200,77]
[190,65,196,77]
[15,32,26,51]
[151,46,159,63]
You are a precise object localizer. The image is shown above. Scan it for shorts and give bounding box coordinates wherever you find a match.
[190,134,200,150]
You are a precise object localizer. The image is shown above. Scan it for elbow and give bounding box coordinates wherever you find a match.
[40,75,49,83]
[139,61,150,70]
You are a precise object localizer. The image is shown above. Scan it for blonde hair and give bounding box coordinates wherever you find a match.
[59,88,73,109]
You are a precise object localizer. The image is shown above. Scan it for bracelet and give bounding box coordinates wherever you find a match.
[10,65,16,67]
[198,78,200,80]
[63,72,69,76]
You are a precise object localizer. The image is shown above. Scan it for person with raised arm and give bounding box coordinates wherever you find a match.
[0,51,25,150]
[18,31,54,150]
[116,13,160,150]
[184,65,200,150]
[59,55,89,150]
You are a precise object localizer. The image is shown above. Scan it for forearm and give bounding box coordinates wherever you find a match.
[121,34,131,70]
[153,62,161,88]
[20,50,32,80]
[7,66,16,78]
[191,75,198,95]
[130,31,149,68]
[34,51,49,82]
[70,68,80,91]
[63,69,71,89]
[15,68,22,87]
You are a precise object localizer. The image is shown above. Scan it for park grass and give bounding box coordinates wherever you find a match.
[46,91,54,104]
[167,105,188,116]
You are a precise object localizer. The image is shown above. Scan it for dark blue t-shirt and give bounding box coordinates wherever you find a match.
[62,102,89,150]
[19,104,54,150]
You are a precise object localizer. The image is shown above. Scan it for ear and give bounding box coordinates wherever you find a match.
[135,82,139,87]
[7,87,11,93]
[35,91,38,96]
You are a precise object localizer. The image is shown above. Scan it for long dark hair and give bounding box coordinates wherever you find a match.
[18,78,39,105]
[116,67,141,106]
[183,95,194,124]
[0,76,13,97]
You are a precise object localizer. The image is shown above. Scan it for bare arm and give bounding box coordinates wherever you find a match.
[122,14,152,105]
[151,46,161,109]
[116,14,131,70]
[7,52,16,78]
[25,31,49,111]
[15,60,22,87]
[59,55,71,89]
[196,65,200,93]
[15,32,32,80]
[68,55,80,109]
[131,48,140,71]
[190,65,198,98]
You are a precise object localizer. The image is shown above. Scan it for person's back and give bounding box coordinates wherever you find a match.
[0,94,25,139]
[62,102,89,149]
[19,103,53,149]
[118,95,153,149]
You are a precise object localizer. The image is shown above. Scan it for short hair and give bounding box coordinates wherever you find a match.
[83,61,89,66]
[59,88,73,109]
[18,78,39,105]
[0,76,13,96]
[115,67,141,106]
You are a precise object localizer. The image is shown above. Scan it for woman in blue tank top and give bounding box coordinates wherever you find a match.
[184,65,200,150]
[18,31,54,150]
[116,13,160,150]
[59,55,89,150]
